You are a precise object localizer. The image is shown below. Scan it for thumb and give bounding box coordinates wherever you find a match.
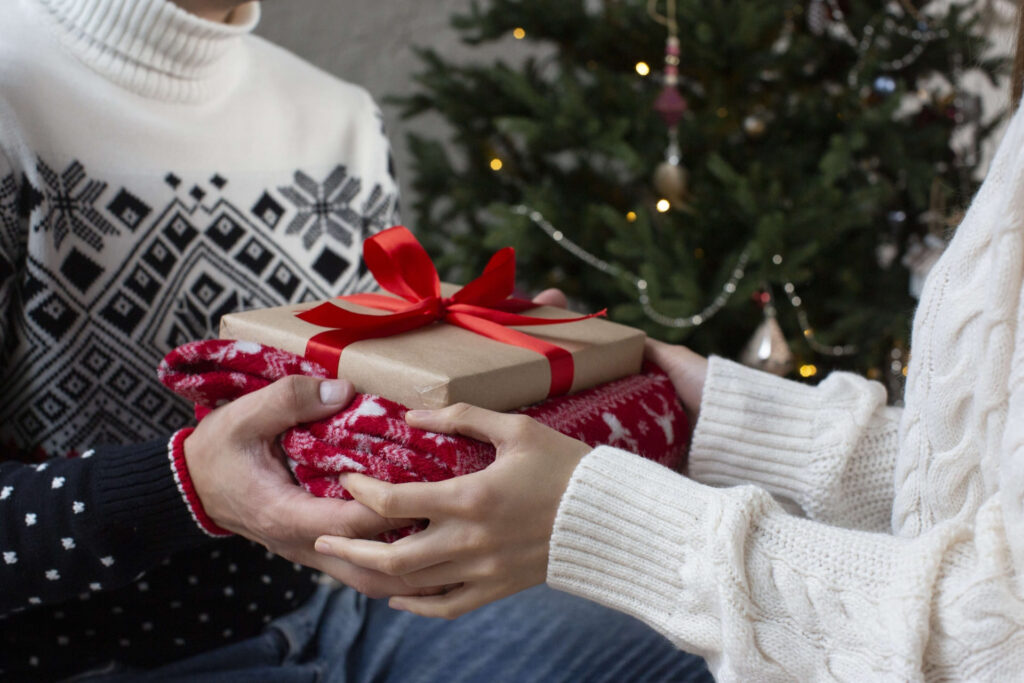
[643,338,707,416]
[531,287,568,309]
[643,337,675,368]
[280,494,412,540]
[233,375,354,439]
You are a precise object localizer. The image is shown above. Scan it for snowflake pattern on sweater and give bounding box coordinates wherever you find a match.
[0,154,398,678]
[0,0,404,676]
[1,158,395,456]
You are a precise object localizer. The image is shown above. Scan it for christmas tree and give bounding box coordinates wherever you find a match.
[396,0,1007,391]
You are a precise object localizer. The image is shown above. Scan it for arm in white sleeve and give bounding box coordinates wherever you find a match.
[688,356,901,531]
[548,447,1024,681]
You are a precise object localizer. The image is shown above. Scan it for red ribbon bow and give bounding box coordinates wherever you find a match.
[296,226,606,398]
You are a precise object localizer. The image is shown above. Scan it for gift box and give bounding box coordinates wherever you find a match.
[219,226,645,412]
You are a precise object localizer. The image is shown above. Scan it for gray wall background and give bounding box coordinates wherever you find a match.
[257,1,524,217]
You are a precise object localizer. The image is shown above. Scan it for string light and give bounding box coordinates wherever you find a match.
[815,0,949,86]
[512,27,526,39]
[513,205,749,329]
[513,205,860,355]
[489,158,503,171]
[656,199,671,212]
[782,282,857,356]
[626,211,638,222]
[635,61,651,76]
[799,364,818,378]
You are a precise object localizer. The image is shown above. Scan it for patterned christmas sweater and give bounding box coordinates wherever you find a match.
[0,0,399,677]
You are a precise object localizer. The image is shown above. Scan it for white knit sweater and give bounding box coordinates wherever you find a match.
[0,0,399,675]
[549,98,1024,680]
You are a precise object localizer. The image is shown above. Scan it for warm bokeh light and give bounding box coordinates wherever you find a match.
[626,211,637,222]
[656,199,671,212]
[513,27,526,39]
[489,158,503,171]
[799,364,818,378]
[635,61,651,76]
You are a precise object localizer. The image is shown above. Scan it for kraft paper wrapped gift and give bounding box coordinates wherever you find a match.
[219,225,646,412]
[219,291,645,413]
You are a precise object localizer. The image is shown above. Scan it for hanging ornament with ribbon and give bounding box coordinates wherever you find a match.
[648,0,688,208]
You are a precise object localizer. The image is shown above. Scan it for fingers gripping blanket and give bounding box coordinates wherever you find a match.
[159,340,689,501]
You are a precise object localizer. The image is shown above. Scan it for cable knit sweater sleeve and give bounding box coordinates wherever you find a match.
[548,446,1024,680]
[550,97,1024,681]
[688,356,901,531]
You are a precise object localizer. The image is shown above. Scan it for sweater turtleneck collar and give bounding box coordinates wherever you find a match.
[23,0,261,102]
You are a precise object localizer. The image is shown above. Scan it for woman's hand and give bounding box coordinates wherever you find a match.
[313,403,593,619]
[184,375,433,599]
[644,338,708,421]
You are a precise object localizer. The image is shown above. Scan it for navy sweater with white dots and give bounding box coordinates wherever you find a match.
[0,440,317,678]
[0,0,400,677]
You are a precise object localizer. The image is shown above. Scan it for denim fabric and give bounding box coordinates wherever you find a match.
[74,584,713,682]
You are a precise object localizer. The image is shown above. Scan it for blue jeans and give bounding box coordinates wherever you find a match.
[76,584,712,682]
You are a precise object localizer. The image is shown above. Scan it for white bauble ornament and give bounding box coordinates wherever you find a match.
[743,115,767,138]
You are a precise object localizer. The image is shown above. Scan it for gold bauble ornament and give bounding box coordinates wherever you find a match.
[740,314,793,376]
[653,161,688,206]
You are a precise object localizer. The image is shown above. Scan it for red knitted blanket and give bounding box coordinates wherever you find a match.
[159,340,689,501]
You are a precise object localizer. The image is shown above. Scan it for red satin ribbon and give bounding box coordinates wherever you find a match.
[296,226,605,398]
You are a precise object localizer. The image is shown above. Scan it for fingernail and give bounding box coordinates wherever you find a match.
[314,537,333,554]
[405,410,429,421]
[319,380,348,405]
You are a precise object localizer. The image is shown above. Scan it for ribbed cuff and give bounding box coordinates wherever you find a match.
[167,428,232,537]
[688,356,824,502]
[547,446,722,652]
[93,430,229,558]
[548,445,906,663]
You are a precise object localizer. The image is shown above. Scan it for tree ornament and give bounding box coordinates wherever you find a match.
[806,0,830,36]
[743,114,767,138]
[876,240,899,269]
[873,75,897,95]
[653,159,688,204]
[886,209,907,229]
[648,0,689,206]
[653,77,688,127]
[740,309,794,376]
[902,233,946,299]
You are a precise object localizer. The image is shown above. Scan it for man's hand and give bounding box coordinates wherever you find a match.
[313,404,592,619]
[184,376,436,598]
